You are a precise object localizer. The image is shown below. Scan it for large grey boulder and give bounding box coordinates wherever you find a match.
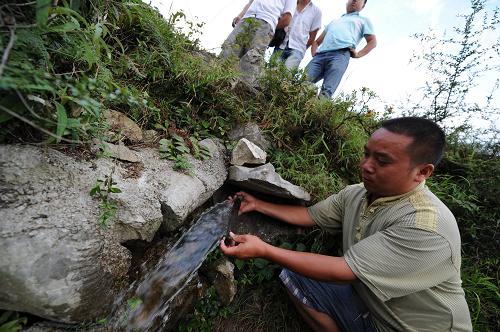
[0,139,227,323]
[228,163,310,202]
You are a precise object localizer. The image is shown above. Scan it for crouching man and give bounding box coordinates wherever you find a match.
[220,117,472,331]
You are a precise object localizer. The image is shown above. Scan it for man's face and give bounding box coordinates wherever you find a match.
[346,0,365,13]
[360,128,424,199]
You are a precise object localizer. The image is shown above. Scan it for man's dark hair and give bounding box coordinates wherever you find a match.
[380,117,446,166]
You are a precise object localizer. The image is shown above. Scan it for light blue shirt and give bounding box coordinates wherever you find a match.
[318,12,374,53]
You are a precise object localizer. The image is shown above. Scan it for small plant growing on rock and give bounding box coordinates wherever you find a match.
[159,133,211,173]
[0,310,27,332]
[89,170,122,228]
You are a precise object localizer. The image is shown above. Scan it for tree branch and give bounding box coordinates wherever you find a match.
[0,26,15,78]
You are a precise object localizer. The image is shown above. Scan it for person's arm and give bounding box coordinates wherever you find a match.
[276,12,293,29]
[305,29,319,49]
[220,233,357,282]
[236,191,316,227]
[232,0,254,27]
[349,34,377,58]
[310,31,325,56]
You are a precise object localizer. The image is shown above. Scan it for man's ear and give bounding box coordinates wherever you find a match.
[416,164,434,182]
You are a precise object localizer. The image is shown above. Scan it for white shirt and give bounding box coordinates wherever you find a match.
[280,1,322,53]
[243,0,297,32]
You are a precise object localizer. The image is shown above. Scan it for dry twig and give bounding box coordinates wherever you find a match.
[0,26,15,77]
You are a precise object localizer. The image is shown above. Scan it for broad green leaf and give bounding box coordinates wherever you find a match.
[66,118,81,129]
[36,0,51,26]
[94,23,103,39]
[51,6,88,26]
[55,102,68,143]
[175,145,190,153]
[235,259,245,270]
[254,258,269,269]
[110,188,122,193]
[89,185,101,196]
[48,21,80,33]
[159,138,171,145]
[172,134,184,142]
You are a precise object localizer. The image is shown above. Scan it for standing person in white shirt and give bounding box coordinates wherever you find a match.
[220,0,296,87]
[276,0,322,70]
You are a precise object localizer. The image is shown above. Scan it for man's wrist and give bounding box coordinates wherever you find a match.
[259,241,272,259]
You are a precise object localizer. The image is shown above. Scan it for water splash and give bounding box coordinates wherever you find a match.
[127,200,234,331]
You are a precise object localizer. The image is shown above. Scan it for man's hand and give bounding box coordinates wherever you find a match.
[311,42,318,57]
[231,191,315,227]
[350,35,377,58]
[233,191,259,215]
[220,232,268,259]
[232,16,241,28]
[276,12,292,29]
[349,48,359,58]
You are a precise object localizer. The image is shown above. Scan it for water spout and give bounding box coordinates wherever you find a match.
[127,200,235,331]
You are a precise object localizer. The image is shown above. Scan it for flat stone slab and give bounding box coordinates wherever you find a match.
[228,163,310,202]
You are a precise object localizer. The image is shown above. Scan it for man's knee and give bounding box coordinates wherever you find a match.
[285,288,340,332]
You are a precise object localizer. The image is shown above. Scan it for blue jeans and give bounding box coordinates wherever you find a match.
[279,47,305,69]
[305,49,350,98]
[280,269,377,332]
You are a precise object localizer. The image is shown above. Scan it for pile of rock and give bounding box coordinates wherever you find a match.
[0,118,311,329]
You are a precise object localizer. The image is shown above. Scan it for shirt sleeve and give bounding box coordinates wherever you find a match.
[362,17,375,36]
[311,8,322,32]
[283,0,297,16]
[307,190,345,234]
[344,226,457,302]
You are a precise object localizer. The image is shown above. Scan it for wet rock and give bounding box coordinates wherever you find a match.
[212,258,237,305]
[103,109,143,143]
[230,138,267,166]
[228,163,311,202]
[228,122,271,151]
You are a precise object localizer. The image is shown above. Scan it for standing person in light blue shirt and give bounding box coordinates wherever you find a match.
[306,0,376,98]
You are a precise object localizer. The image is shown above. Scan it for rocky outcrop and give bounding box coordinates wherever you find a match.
[0,139,227,323]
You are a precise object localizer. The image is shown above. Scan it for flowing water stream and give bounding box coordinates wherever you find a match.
[125,199,236,331]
